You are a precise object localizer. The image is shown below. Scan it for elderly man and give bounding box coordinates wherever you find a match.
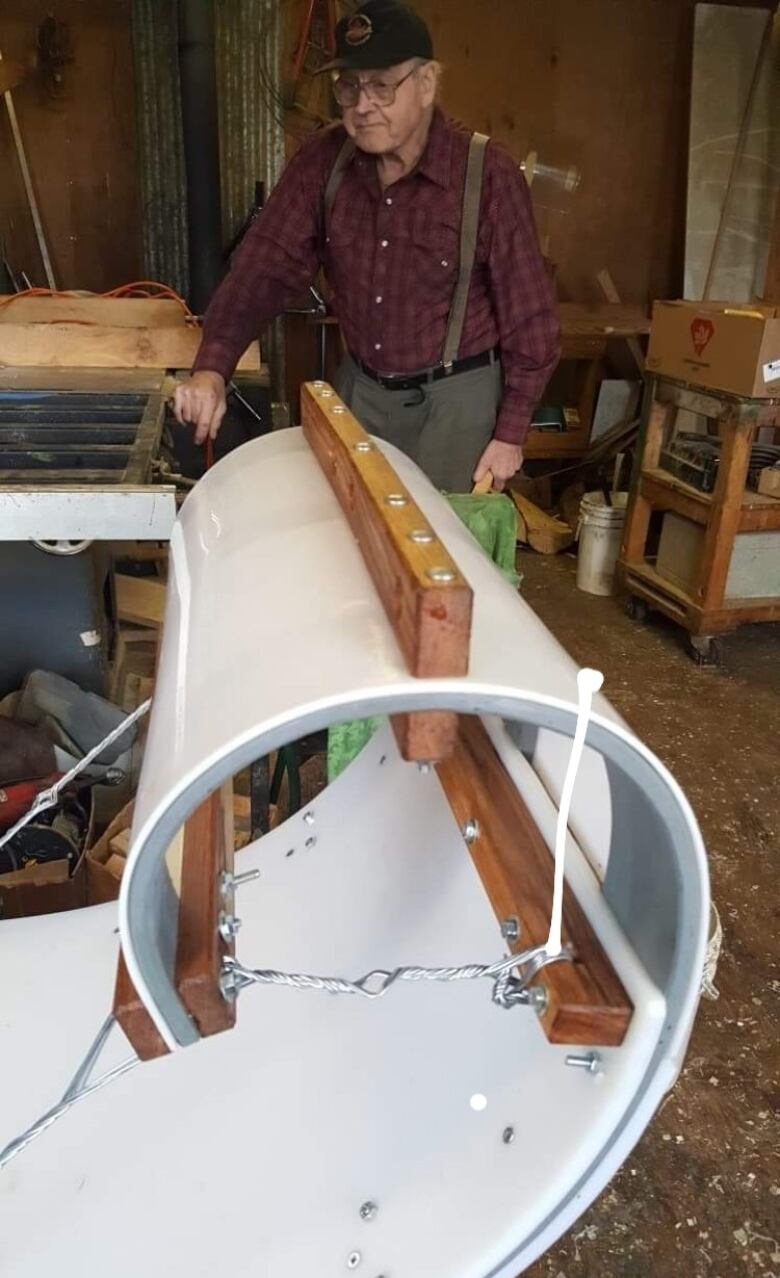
[174,0,559,493]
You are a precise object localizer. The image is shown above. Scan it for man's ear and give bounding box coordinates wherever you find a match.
[418,60,438,107]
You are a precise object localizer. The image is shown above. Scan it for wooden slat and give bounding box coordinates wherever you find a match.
[113,786,235,1057]
[0,296,192,328]
[0,321,262,371]
[113,953,169,1061]
[175,784,236,1037]
[558,301,651,339]
[301,381,473,762]
[436,716,633,1047]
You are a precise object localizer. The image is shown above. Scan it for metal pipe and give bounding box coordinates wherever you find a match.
[0,47,56,288]
[177,0,223,312]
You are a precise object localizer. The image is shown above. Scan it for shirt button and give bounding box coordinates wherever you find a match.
[374,342,382,351]
[375,295,383,303]
[380,239,389,248]
[385,197,393,206]
[441,259,449,267]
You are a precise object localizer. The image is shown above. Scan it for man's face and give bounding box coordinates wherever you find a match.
[338,59,435,154]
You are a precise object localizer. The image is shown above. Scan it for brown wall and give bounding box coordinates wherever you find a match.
[0,0,141,291]
[418,0,691,305]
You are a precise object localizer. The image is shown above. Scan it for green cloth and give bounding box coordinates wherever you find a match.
[327,492,519,782]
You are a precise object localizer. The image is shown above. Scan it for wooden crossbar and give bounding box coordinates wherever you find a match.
[301,381,473,762]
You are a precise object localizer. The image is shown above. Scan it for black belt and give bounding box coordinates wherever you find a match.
[353,346,499,392]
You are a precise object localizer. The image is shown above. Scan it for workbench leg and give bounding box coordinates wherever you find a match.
[695,413,754,613]
[620,386,673,568]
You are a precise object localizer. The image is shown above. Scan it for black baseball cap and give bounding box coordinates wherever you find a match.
[319,0,434,73]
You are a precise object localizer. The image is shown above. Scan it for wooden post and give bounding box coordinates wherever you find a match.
[437,717,633,1047]
[113,784,235,1059]
[695,411,755,612]
[620,384,673,568]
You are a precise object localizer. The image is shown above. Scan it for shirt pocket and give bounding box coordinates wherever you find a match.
[324,203,366,295]
[411,208,460,297]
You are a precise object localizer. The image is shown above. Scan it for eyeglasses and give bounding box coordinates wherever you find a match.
[332,65,419,109]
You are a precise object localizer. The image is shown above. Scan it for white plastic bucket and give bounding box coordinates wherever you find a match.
[576,491,628,596]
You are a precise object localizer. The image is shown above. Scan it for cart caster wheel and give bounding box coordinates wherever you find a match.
[687,635,722,667]
[625,595,648,623]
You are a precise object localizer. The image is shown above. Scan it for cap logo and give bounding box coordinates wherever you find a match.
[345,13,373,46]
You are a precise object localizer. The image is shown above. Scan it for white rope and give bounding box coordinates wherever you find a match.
[0,698,152,854]
[545,668,604,957]
[701,901,722,1001]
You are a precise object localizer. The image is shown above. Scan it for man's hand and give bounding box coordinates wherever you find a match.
[473,440,523,493]
[172,371,227,445]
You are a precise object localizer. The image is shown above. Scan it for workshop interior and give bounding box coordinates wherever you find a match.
[0,3,777,1277]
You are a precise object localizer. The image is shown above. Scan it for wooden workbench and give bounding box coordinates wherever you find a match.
[618,375,780,660]
[523,302,650,459]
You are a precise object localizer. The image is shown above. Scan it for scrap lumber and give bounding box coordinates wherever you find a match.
[115,574,166,629]
[511,492,574,554]
[0,295,264,371]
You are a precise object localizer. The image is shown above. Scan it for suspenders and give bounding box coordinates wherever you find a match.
[322,130,490,370]
[442,131,488,368]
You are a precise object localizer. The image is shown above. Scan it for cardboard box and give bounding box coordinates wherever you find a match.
[647,301,780,399]
[0,852,87,919]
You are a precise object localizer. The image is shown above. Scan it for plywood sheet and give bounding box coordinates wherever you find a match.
[685,5,780,302]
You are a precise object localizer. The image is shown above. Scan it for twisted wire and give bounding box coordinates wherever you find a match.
[223,945,571,1007]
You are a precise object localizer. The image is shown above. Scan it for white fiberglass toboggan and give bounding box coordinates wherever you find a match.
[0,382,709,1277]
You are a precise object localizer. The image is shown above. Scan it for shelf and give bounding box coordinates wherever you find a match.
[642,467,780,532]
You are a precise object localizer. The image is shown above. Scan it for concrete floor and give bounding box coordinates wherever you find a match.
[517,552,780,1278]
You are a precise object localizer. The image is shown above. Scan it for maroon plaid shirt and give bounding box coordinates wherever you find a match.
[194,108,560,444]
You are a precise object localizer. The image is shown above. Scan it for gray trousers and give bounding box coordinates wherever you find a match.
[334,353,502,493]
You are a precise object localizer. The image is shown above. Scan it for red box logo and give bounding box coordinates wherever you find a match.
[690,317,715,358]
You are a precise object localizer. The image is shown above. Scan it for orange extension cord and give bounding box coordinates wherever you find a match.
[0,280,196,320]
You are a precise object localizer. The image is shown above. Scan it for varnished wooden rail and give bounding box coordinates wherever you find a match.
[301,381,473,763]
[113,783,235,1060]
[437,717,633,1046]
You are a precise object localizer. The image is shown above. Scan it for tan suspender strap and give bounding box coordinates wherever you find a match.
[442,131,489,369]
[323,137,356,239]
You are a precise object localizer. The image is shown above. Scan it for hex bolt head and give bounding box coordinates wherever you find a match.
[218,912,242,941]
[501,917,520,943]
[461,818,480,844]
[359,1200,377,1221]
[502,1126,515,1145]
[347,1252,362,1269]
